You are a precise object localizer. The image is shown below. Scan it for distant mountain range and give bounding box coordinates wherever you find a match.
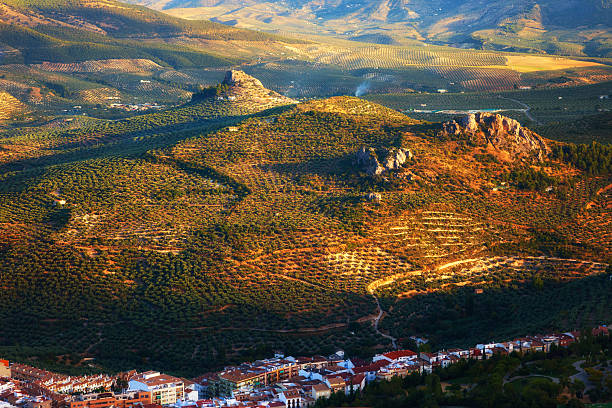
[0,0,291,66]
[128,0,612,57]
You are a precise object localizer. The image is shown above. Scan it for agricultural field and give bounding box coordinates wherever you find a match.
[0,91,28,121]
[2,0,611,123]
[367,81,612,143]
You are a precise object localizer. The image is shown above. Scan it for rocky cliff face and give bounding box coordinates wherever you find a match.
[355,146,413,175]
[219,70,297,109]
[222,70,266,89]
[441,113,550,161]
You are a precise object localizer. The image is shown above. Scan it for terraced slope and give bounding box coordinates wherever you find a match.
[0,91,28,121]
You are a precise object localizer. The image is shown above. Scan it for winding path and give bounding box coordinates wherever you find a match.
[365,256,607,351]
[497,95,541,125]
[371,294,398,349]
[504,374,560,385]
[570,360,595,392]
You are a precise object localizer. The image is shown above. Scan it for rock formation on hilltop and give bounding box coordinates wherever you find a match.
[441,113,550,161]
[222,70,266,89]
[220,70,297,107]
[192,70,297,113]
[355,146,413,175]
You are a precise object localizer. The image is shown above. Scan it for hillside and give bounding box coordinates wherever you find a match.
[0,0,310,122]
[0,71,610,376]
[0,0,294,121]
[132,0,612,58]
[0,91,28,121]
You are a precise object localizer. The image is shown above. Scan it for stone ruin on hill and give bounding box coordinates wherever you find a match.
[441,112,549,161]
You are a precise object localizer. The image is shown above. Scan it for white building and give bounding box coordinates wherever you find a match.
[129,372,184,405]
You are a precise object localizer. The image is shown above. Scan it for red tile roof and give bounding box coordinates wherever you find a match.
[347,374,365,386]
[382,350,417,361]
[349,358,368,368]
[593,326,609,336]
[311,383,330,392]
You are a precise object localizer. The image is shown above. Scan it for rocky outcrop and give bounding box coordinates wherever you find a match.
[220,70,297,108]
[192,70,297,113]
[222,70,266,89]
[365,192,382,202]
[355,146,413,175]
[441,113,549,161]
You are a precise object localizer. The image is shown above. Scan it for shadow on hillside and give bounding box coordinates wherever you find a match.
[258,154,352,178]
[376,272,612,350]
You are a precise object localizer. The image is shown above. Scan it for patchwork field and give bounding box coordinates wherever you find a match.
[1,20,610,124]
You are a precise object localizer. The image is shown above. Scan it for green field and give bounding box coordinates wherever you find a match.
[367,82,612,144]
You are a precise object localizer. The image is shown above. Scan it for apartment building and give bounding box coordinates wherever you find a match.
[66,391,151,408]
[0,361,9,378]
[212,358,299,397]
[129,372,184,405]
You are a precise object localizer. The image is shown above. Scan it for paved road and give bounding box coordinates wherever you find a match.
[570,360,595,392]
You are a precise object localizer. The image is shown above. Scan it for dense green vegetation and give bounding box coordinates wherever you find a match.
[552,142,612,175]
[501,167,559,191]
[191,84,230,101]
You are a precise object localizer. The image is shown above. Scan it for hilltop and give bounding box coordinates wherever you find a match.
[191,70,297,113]
[441,112,550,161]
[0,73,609,376]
